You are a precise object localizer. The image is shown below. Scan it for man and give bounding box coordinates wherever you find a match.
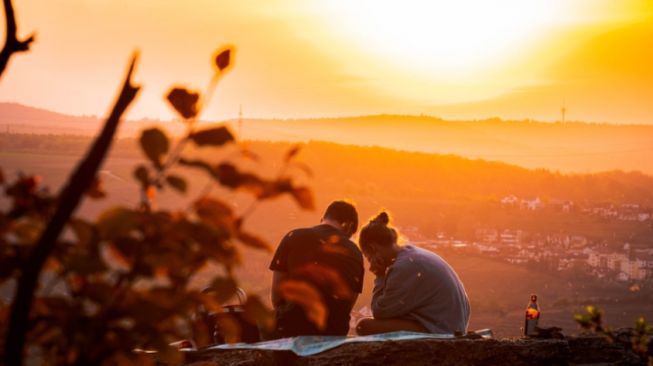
[269,200,364,337]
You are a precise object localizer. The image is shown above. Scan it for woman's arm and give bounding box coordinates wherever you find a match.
[371,262,427,319]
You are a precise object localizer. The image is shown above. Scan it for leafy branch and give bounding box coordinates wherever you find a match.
[3,53,140,366]
[575,306,652,366]
[1,44,315,365]
[0,0,35,78]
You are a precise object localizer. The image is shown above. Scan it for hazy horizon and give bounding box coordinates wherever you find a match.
[4,100,653,126]
[2,1,652,124]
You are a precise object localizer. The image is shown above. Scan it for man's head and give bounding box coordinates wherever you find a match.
[322,200,358,238]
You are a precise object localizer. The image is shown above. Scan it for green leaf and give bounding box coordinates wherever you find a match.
[214,47,233,72]
[165,175,187,193]
[96,207,141,240]
[190,126,234,147]
[166,87,200,120]
[139,128,169,169]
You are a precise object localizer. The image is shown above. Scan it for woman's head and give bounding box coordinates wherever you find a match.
[359,211,400,270]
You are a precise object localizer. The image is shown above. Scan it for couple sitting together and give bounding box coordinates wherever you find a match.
[269,200,470,338]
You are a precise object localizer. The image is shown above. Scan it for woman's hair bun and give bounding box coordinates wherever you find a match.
[371,211,390,225]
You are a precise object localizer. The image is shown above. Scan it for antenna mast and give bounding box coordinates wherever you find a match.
[561,100,567,123]
[238,104,243,138]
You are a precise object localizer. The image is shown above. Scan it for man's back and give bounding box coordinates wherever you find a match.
[270,224,364,337]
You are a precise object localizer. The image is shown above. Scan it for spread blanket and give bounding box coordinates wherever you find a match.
[206,331,456,356]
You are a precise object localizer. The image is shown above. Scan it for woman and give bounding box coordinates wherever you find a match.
[356,211,470,335]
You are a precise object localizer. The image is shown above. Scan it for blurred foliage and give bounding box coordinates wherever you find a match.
[0,46,315,365]
[575,306,652,365]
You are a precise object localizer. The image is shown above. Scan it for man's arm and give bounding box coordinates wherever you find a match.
[269,231,296,309]
[271,270,288,309]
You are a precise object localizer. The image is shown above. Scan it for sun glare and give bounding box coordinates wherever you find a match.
[315,0,571,79]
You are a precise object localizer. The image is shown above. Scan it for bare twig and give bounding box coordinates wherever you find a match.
[4,54,141,366]
[0,0,35,78]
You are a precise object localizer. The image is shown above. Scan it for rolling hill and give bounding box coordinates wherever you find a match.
[3,102,653,173]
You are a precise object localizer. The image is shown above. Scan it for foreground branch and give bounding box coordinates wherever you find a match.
[0,0,35,78]
[3,54,141,366]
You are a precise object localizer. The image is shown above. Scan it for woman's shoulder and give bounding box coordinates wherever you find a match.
[398,245,449,270]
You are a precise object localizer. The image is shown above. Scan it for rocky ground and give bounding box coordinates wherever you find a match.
[181,334,650,366]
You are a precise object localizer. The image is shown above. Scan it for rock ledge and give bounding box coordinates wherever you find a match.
[183,335,646,366]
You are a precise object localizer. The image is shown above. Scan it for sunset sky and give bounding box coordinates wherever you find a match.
[1,0,652,124]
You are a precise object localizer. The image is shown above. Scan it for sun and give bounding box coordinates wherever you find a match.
[314,0,570,80]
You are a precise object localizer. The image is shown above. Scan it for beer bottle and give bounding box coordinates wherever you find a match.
[524,294,540,336]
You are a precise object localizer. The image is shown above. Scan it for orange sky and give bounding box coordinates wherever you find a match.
[1,0,652,123]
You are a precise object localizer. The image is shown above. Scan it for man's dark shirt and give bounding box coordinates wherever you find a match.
[269,224,364,337]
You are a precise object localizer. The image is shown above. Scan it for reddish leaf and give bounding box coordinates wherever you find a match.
[293,162,313,178]
[238,231,272,252]
[193,291,226,314]
[285,145,301,162]
[190,126,235,147]
[215,163,266,196]
[214,47,233,72]
[139,128,169,169]
[279,280,326,330]
[215,314,242,344]
[206,277,239,304]
[242,295,275,332]
[68,219,97,246]
[12,218,43,244]
[291,186,315,210]
[96,207,141,240]
[293,263,354,300]
[86,176,106,199]
[194,197,235,228]
[165,174,187,193]
[240,148,260,161]
[179,158,214,176]
[166,87,200,120]
[133,164,150,188]
[103,242,132,272]
[146,185,157,202]
[44,257,61,272]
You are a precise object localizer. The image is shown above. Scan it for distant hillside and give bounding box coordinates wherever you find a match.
[0,102,183,137]
[1,135,652,246]
[236,115,653,174]
[3,103,653,173]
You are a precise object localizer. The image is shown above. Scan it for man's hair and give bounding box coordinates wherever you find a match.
[323,200,358,235]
